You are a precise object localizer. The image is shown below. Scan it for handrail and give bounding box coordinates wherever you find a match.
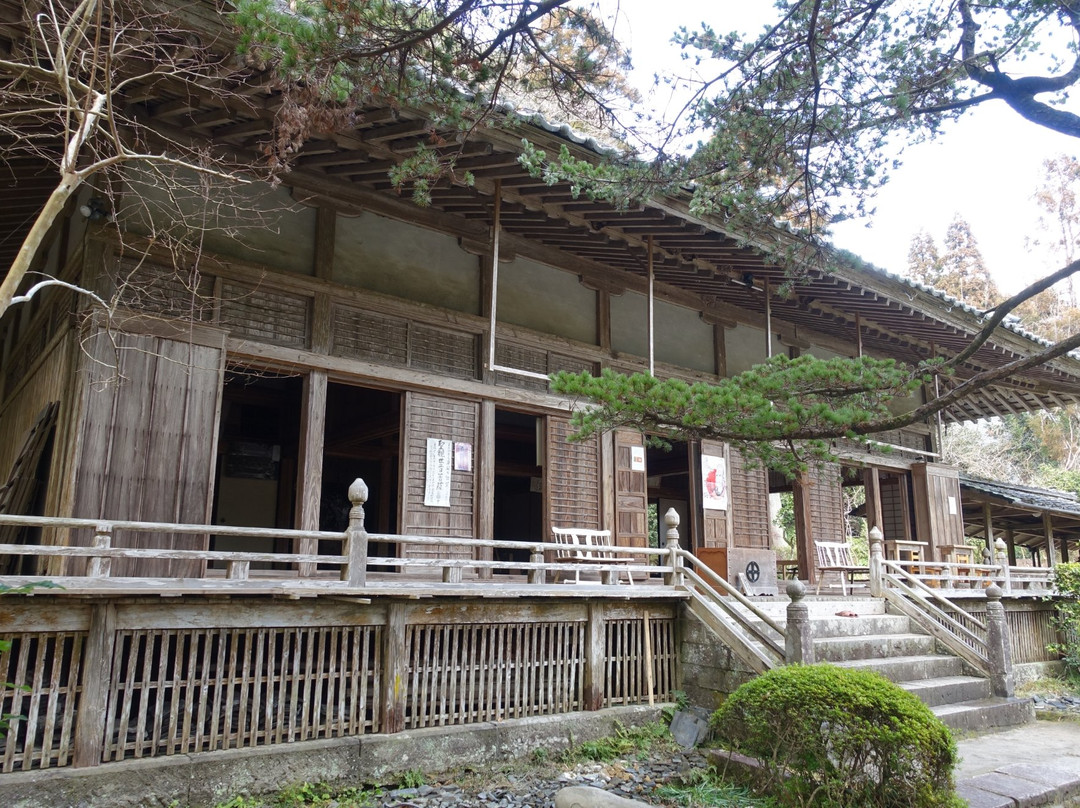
[674,549,785,671]
[880,559,988,633]
[678,550,786,636]
[0,489,677,589]
[877,557,990,673]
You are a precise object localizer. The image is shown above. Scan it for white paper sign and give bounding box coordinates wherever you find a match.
[630,445,646,472]
[948,495,957,516]
[424,438,453,507]
[701,454,729,511]
[454,442,472,472]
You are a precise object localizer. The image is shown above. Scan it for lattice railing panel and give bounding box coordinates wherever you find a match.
[404,621,584,729]
[603,617,676,707]
[0,632,85,772]
[102,626,381,762]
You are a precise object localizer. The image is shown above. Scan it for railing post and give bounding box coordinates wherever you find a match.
[994,537,1011,594]
[73,602,116,767]
[87,522,113,578]
[583,601,605,710]
[785,579,814,664]
[984,584,1015,697]
[341,478,369,586]
[663,507,683,587]
[381,601,407,733]
[528,546,545,584]
[868,526,884,597]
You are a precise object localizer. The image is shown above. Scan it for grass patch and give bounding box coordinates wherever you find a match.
[560,721,674,763]
[656,769,778,808]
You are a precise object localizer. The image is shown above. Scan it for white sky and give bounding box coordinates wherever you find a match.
[600,0,1080,294]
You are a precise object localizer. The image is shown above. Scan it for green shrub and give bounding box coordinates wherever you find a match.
[1051,563,1080,675]
[711,664,961,808]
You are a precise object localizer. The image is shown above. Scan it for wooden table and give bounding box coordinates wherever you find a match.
[776,559,800,580]
[884,539,928,563]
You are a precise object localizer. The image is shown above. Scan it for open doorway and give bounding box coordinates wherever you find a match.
[647,440,692,550]
[321,383,401,560]
[494,409,543,566]
[212,370,302,557]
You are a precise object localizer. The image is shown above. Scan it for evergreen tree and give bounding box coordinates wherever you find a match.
[906,231,944,288]
[941,216,999,309]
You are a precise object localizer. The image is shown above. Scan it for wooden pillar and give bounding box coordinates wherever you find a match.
[1061,535,1070,565]
[1006,528,1017,566]
[295,370,327,576]
[476,400,495,580]
[479,255,496,385]
[381,602,407,733]
[863,467,883,534]
[584,601,605,710]
[713,323,726,378]
[73,602,117,767]
[314,206,336,281]
[1044,512,1059,567]
[647,235,655,376]
[597,288,611,353]
[793,471,814,582]
[983,502,995,560]
[764,279,773,358]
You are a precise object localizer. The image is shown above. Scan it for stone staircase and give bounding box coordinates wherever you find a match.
[739,595,1035,732]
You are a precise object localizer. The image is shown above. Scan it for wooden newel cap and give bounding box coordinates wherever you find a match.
[664,508,680,529]
[348,478,369,506]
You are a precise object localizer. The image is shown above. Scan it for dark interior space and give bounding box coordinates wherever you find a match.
[647,440,692,550]
[494,409,543,566]
[321,382,401,563]
[211,370,303,560]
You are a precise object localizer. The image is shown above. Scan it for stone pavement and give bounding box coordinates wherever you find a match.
[955,720,1080,807]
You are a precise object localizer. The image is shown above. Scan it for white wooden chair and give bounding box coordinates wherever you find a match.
[814,541,869,595]
[551,527,634,585]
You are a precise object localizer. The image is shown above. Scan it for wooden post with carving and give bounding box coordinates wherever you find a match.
[341,478,369,586]
[663,508,682,587]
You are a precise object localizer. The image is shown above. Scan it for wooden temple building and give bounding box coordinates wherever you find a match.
[0,0,1079,785]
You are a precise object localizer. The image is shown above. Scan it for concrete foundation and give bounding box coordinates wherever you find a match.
[0,706,666,808]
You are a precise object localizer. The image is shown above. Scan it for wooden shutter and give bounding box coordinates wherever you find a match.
[796,461,843,581]
[700,440,729,548]
[728,447,770,549]
[401,391,478,559]
[613,430,647,548]
[71,327,225,577]
[911,462,965,559]
[547,415,600,531]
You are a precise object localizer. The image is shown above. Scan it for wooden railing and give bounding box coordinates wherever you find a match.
[0,479,672,591]
[867,528,1039,696]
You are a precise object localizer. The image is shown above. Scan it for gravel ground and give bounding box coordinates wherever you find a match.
[360,748,709,808]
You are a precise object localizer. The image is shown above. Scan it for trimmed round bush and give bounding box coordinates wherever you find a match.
[711,664,961,808]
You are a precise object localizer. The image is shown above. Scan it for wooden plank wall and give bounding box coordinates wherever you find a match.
[613,431,648,549]
[879,476,909,542]
[911,463,966,558]
[70,329,225,577]
[728,449,770,549]
[0,597,677,772]
[547,416,601,531]
[807,462,844,578]
[401,392,479,557]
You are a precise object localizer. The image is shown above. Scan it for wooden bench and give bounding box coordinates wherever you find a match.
[551,528,634,585]
[815,541,869,595]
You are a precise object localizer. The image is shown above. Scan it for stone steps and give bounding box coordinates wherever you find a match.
[717,594,1034,733]
[798,600,1033,733]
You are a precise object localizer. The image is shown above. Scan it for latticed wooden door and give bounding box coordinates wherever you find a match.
[613,430,647,549]
[400,391,479,559]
